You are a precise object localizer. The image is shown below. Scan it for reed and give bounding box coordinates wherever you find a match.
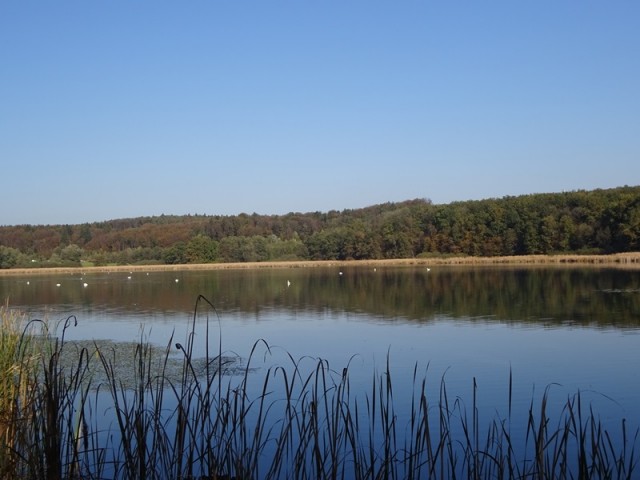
[0,303,29,477]
[2,252,640,277]
[1,297,638,479]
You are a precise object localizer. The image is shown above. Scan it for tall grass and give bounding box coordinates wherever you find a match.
[1,296,638,479]
[0,303,26,477]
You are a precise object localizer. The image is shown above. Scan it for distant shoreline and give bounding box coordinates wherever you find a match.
[1,253,639,276]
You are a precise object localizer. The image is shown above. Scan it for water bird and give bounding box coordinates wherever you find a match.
[287,280,291,287]
[26,281,30,285]
[127,276,132,280]
[339,271,343,276]
[83,283,88,288]
[56,283,61,287]
[175,278,179,283]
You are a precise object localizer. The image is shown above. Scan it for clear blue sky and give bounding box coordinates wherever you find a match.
[1,2,638,226]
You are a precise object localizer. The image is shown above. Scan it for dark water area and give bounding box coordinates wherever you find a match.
[2,265,640,469]
[4,265,640,326]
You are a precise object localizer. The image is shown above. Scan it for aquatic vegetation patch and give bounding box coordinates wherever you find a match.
[56,338,247,389]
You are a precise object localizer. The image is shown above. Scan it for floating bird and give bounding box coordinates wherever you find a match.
[287,280,291,287]
[26,281,30,285]
[127,276,132,280]
[175,278,179,283]
[339,271,343,276]
[83,283,88,288]
[427,268,431,272]
[56,283,61,287]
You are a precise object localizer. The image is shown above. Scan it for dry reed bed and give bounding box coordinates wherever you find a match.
[1,252,640,276]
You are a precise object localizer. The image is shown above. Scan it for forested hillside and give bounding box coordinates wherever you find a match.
[1,186,639,268]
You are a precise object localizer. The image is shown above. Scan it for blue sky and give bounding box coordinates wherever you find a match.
[1,2,638,226]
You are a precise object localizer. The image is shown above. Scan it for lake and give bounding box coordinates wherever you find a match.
[1,264,639,477]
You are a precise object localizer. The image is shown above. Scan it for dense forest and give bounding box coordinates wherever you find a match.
[1,186,639,269]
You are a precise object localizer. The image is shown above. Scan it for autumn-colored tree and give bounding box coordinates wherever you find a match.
[0,187,638,267]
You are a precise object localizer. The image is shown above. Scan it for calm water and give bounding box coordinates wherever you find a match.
[2,265,640,438]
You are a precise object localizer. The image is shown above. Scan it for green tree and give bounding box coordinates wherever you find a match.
[79,223,93,244]
[604,195,640,252]
[163,242,187,264]
[251,236,269,262]
[540,215,558,253]
[91,250,109,267]
[306,230,344,260]
[266,235,308,261]
[0,246,20,269]
[60,224,73,246]
[218,236,244,262]
[185,235,218,263]
[59,244,83,265]
[379,207,420,258]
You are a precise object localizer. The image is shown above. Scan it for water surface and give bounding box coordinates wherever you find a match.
[2,265,639,435]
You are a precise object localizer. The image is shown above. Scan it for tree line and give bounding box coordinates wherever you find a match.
[0,186,638,269]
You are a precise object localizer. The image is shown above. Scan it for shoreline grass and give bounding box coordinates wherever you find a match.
[0,252,639,276]
[1,298,638,479]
